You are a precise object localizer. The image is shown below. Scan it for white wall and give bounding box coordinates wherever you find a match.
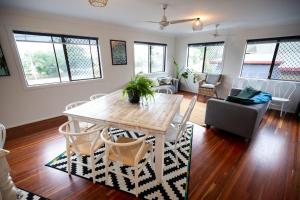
[0,9,175,128]
[175,23,300,113]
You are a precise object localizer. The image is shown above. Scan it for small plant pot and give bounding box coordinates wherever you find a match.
[127,90,140,104]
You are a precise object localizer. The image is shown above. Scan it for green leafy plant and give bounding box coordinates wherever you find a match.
[123,75,155,103]
[173,57,189,80]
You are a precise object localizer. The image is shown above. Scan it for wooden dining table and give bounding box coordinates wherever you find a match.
[63,90,183,183]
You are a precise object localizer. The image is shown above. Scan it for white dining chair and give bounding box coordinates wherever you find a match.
[167,96,196,167]
[0,124,6,149]
[101,128,153,197]
[90,93,107,101]
[172,96,197,125]
[65,101,95,130]
[155,87,173,94]
[270,81,297,117]
[59,121,105,183]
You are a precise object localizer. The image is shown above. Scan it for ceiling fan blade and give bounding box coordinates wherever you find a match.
[169,19,195,24]
[144,21,160,24]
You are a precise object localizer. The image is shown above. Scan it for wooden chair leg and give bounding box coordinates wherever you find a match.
[104,156,109,185]
[134,167,139,197]
[66,147,71,175]
[90,153,96,184]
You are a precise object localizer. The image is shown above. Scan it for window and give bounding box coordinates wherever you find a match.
[187,42,224,74]
[134,42,166,74]
[241,36,300,81]
[14,31,102,86]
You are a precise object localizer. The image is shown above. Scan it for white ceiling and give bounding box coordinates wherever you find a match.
[1,0,300,35]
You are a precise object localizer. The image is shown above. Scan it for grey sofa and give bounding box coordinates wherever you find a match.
[153,77,179,93]
[205,88,269,139]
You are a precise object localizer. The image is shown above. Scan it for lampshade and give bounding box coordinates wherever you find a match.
[89,0,108,7]
[192,18,203,31]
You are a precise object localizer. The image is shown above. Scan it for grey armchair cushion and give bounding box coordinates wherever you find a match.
[206,74,221,85]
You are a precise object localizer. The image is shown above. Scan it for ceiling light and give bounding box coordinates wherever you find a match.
[192,18,203,31]
[89,0,108,7]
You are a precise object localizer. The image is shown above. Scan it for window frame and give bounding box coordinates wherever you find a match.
[13,30,103,86]
[240,35,300,82]
[187,41,225,74]
[134,41,167,74]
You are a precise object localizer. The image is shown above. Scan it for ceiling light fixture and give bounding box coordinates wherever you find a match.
[192,18,203,31]
[89,0,108,7]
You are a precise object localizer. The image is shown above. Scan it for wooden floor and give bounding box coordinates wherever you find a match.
[5,95,300,199]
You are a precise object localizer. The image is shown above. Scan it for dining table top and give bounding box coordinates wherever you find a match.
[63,90,183,134]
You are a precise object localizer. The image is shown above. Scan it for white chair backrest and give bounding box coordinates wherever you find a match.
[90,93,106,101]
[155,87,173,94]
[232,78,248,90]
[65,101,88,111]
[59,121,104,155]
[0,124,6,148]
[272,82,297,99]
[101,128,147,165]
[246,79,268,91]
[175,96,197,140]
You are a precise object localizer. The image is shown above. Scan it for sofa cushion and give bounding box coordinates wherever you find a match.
[200,83,215,89]
[206,74,221,85]
[158,77,172,85]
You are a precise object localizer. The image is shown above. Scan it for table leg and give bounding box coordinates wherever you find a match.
[155,134,165,183]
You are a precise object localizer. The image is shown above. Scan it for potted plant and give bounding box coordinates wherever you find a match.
[123,75,155,104]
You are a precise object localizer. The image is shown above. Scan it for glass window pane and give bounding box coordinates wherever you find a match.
[53,43,69,82]
[134,44,149,74]
[91,45,101,78]
[65,37,90,45]
[66,44,94,80]
[204,45,224,74]
[15,41,60,86]
[150,45,165,73]
[271,41,300,81]
[241,43,276,79]
[188,46,205,72]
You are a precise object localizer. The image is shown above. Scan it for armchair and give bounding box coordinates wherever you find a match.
[198,74,222,98]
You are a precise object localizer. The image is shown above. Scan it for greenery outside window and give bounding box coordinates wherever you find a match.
[187,42,224,74]
[134,41,166,74]
[241,36,300,81]
[14,31,102,86]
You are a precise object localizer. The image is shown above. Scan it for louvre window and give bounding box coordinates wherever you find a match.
[14,31,102,86]
[187,42,224,74]
[134,42,166,74]
[241,36,300,81]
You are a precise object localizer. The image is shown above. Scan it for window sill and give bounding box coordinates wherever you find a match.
[21,77,104,91]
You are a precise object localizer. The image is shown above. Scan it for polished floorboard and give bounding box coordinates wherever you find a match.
[5,96,300,199]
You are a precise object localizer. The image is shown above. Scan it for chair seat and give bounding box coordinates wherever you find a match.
[272,97,289,102]
[70,136,104,156]
[172,113,183,124]
[108,137,151,166]
[200,83,215,89]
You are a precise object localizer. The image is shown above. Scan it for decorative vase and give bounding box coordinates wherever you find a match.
[127,90,140,104]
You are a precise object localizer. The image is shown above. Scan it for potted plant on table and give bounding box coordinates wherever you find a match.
[123,75,155,104]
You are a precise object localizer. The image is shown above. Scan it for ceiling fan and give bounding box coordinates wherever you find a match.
[210,24,234,38]
[145,4,203,31]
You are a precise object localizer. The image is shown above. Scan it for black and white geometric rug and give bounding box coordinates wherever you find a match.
[46,126,194,199]
[17,188,48,200]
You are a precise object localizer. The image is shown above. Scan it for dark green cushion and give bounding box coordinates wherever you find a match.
[236,87,260,99]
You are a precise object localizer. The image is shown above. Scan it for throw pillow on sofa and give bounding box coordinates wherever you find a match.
[158,77,172,85]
